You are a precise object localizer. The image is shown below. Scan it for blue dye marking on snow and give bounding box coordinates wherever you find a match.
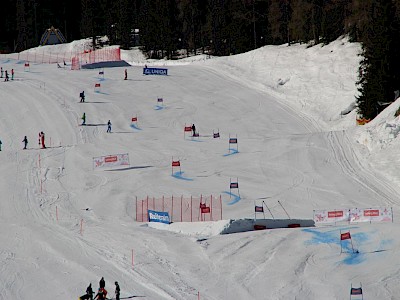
[94,91,109,95]
[223,148,239,157]
[172,171,193,181]
[97,77,105,81]
[302,227,372,265]
[130,123,142,130]
[154,105,164,110]
[342,251,364,265]
[222,191,241,205]
[188,138,202,142]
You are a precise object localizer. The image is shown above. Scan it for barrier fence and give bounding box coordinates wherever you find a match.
[2,46,121,65]
[136,195,223,222]
[313,207,393,224]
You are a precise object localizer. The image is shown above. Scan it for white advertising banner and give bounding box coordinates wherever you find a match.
[93,153,130,169]
[349,207,393,223]
[313,209,350,224]
[314,207,392,224]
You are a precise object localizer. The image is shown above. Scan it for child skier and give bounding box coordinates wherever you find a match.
[107,120,112,133]
[82,113,86,125]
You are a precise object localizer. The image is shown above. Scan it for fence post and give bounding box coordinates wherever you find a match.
[181,195,183,222]
[211,195,213,221]
[191,196,193,222]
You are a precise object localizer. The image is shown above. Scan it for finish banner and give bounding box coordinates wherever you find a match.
[93,153,130,169]
[143,67,168,75]
[148,210,170,224]
[313,207,392,224]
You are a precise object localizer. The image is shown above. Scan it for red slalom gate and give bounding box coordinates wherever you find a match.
[136,195,223,222]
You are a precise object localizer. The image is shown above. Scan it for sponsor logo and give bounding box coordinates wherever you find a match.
[148,210,170,224]
[328,211,343,218]
[364,209,379,216]
[143,68,168,75]
[105,156,118,163]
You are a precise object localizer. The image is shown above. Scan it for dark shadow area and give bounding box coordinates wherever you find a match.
[81,123,107,126]
[82,60,131,69]
[79,101,110,104]
[106,165,153,171]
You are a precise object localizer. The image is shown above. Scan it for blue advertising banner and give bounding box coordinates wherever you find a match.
[143,67,168,76]
[148,210,170,224]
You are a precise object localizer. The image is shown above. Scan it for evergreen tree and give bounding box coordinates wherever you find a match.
[356,0,399,120]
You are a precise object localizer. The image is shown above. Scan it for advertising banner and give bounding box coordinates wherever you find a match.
[93,153,130,169]
[143,67,168,75]
[314,207,393,224]
[313,209,349,223]
[349,207,392,223]
[148,210,170,224]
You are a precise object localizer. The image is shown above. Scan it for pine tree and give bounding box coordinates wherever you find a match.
[356,0,398,120]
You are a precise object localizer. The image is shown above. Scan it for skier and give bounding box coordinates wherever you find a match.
[107,120,112,133]
[79,283,94,300]
[94,287,107,300]
[39,132,46,148]
[4,70,9,81]
[191,124,196,136]
[11,69,14,80]
[124,69,127,80]
[99,277,105,289]
[1,67,3,78]
[115,281,120,300]
[82,112,86,125]
[22,136,28,150]
[80,91,85,102]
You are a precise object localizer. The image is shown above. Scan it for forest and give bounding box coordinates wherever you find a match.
[1,0,400,120]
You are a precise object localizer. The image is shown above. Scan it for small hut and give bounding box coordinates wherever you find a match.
[40,26,67,46]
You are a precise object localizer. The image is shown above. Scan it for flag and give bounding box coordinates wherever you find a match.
[230,182,239,189]
[201,206,210,213]
[350,288,362,295]
[341,232,351,240]
[172,161,180,167]
[131,117,137,122]
[255,206,264,212]
[229,138,237,144]
[213,132,220,138]
[184,126,192,132]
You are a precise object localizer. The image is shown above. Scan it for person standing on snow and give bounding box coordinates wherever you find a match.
[191,124,196,136]
[39,132,46,148]
[107,120,112,133]
[124,69,127,80]
[115,281,120,300]
[22,136,28,150]
[11,69,14,80]
[1,67,3,78]
[82,112,86,125]
[80,91,85,102]
[99,277,105,289]
[4,70,9,81]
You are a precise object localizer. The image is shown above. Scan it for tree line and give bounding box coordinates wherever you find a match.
[1,0,400,120]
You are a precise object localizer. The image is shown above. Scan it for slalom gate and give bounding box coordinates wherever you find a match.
[136,195,223,222]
